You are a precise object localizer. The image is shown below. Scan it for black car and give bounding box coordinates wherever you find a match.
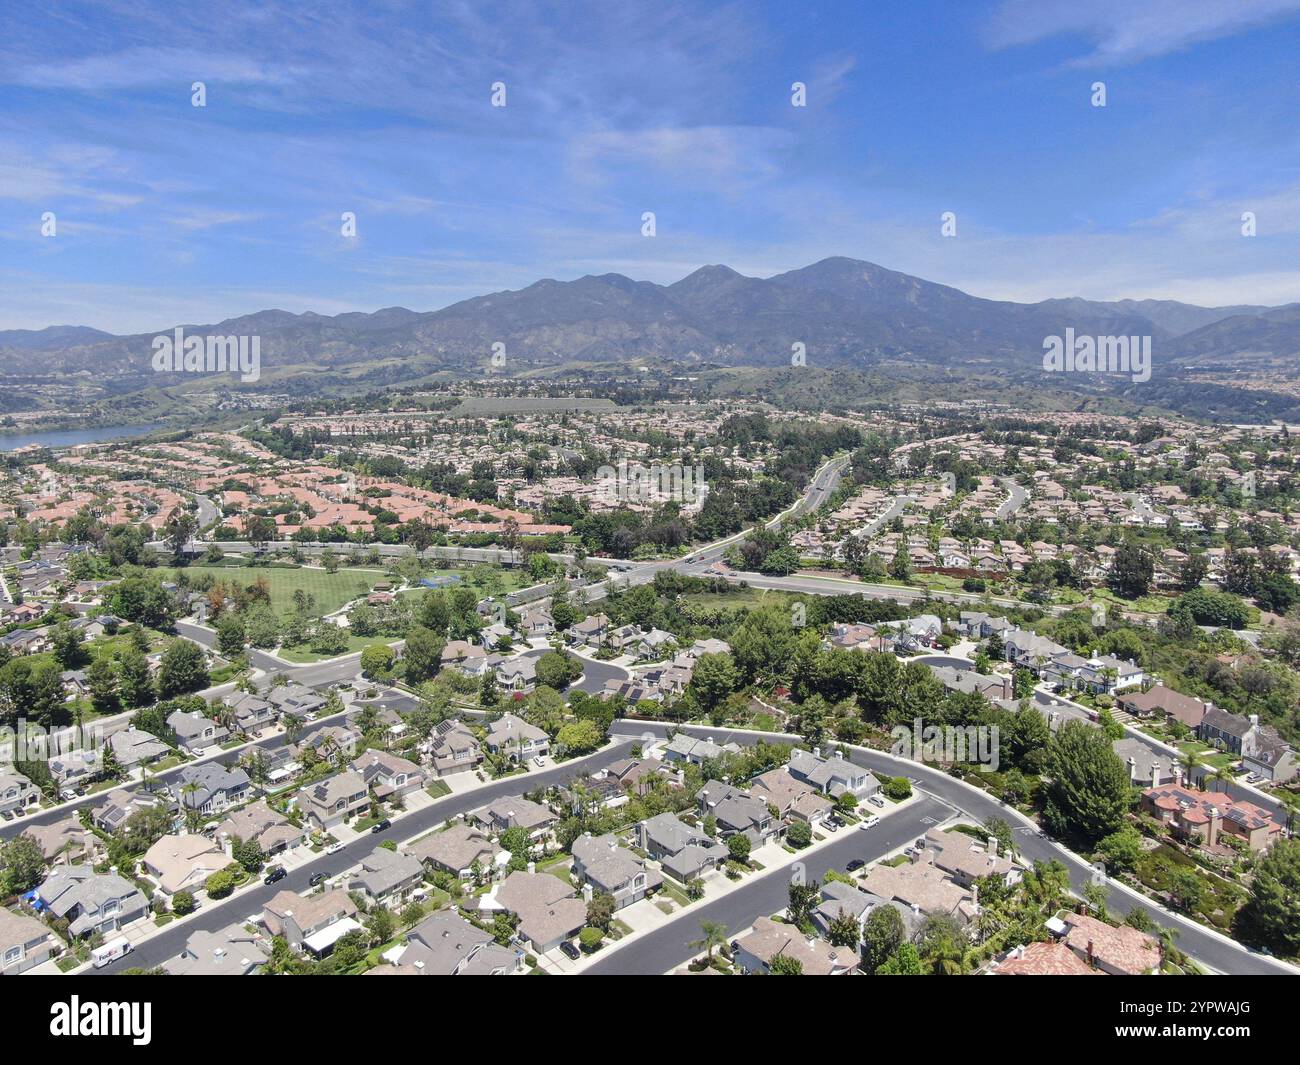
[263,866,287,885]
[308,872,327,887]
[559,941,581,960]
[371,819,391,833]
[846,858,865,872]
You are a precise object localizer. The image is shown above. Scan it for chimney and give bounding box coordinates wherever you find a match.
[1127,756,1136,782]
[1150,761,1161,788]
[1173,766,1183,787]
[813,746,822,759]
[1208,806,1220,846]
[526,861,535,874]
[582,883,593,902]
[1002,675,1011,700]
[987,836,998,858]
[1086,940,1095,967]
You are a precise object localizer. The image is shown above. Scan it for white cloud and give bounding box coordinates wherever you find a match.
[985,0,1300,65]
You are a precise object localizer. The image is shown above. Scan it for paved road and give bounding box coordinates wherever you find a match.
[88,740,638,973]
[584,794,954,975]
[515,647,630,694]
[996,477,1029,520]
[611,722,1295,975]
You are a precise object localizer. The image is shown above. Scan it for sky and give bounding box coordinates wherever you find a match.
[1,0,1299,332]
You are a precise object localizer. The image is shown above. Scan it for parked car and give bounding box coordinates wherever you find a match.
[263,866,287,884]
[533,755,546,767]
[559,941,581,960]
[846,858,865,872]
[371,819,392,833]
[868,794,886,808]
[325,841,345,855]
[308,872,327,887]
[860,815,881,829]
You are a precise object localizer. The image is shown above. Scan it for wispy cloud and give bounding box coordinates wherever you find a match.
[984,0,1300,65]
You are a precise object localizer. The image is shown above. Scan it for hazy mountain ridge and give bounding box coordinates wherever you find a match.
[0,258,1293,390]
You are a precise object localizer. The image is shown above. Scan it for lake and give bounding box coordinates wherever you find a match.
[0,422,164,451]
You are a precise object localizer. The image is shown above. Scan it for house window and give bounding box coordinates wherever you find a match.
[4,946,21,965]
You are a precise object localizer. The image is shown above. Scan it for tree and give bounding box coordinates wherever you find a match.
[216,612,246,657]
[1095,826,1143,875]
[876,941,924,975]
[172,891,196,916]
[86,655,120,714]
[826,908,862,949]
[360,643,396,679]
[0,832,45,894]
[915,912,967,975]
[556,719,603,755]
[1167,869,1204,914]
[688,652,738,713]
[366,906,396,945]
[787,878,820,930]
[787,820,812,848]
[1235,837,1300,957]
[1109,542,1155,600]
[536,650,577,691]
[690,920,729,962]
[157,639,209,698]
[727,834,752,864]
[768,951,803,975]
[586,891,615,933]
[1043,720,1132,845]
[402,625,444,684]
[862,903,905,973]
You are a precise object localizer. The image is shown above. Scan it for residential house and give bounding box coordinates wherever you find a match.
[1116,686,1212,731]
[567,613,610,648]
[0,768,41,818]
[298,770,369,831]
[661,733,740,767]
[349,846,424,904]
[106,726,172,770]
[484,713,549,761]
[1140,784,1282,853]
[787,748,880,799]
[468,795,557,841]
[166,709,229,754]
[142,833,229,895]
[991,940,1101,976]
[388,910,520,975]
[163,924,269,976]
[263,888,361,954]
[750,766,834,825]
[33,866,149,938]
[351,749,427,802]
[1057,912,1161,975]
[637,812,728,883]
[732,916,856,975]
[484,871,586,954]
[216,799,305,856]
[570,832,661,909]
[427,720,483,777]
[174,762,251,815]
[697,780,781,847]
[0,908,59,975]
[407,825,502,880]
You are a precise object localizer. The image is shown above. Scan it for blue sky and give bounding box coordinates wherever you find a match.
[1,0,1299,332]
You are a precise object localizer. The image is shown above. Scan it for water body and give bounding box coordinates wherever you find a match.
[0,422,164,452]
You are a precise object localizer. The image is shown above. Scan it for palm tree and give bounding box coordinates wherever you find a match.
[1212,766,1232,794]
[690,920,729,962]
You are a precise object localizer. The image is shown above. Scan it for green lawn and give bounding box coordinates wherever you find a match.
[171,564,386,617]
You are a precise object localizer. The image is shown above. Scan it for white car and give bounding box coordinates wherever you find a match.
[325,841,345,855]
[533,755,546,767]
[868,794,886,808]
[859,815,881,829]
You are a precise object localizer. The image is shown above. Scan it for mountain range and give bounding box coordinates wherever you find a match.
[2,257,1297,411]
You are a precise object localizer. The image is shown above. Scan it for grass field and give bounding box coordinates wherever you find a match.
[171,564,385,617]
